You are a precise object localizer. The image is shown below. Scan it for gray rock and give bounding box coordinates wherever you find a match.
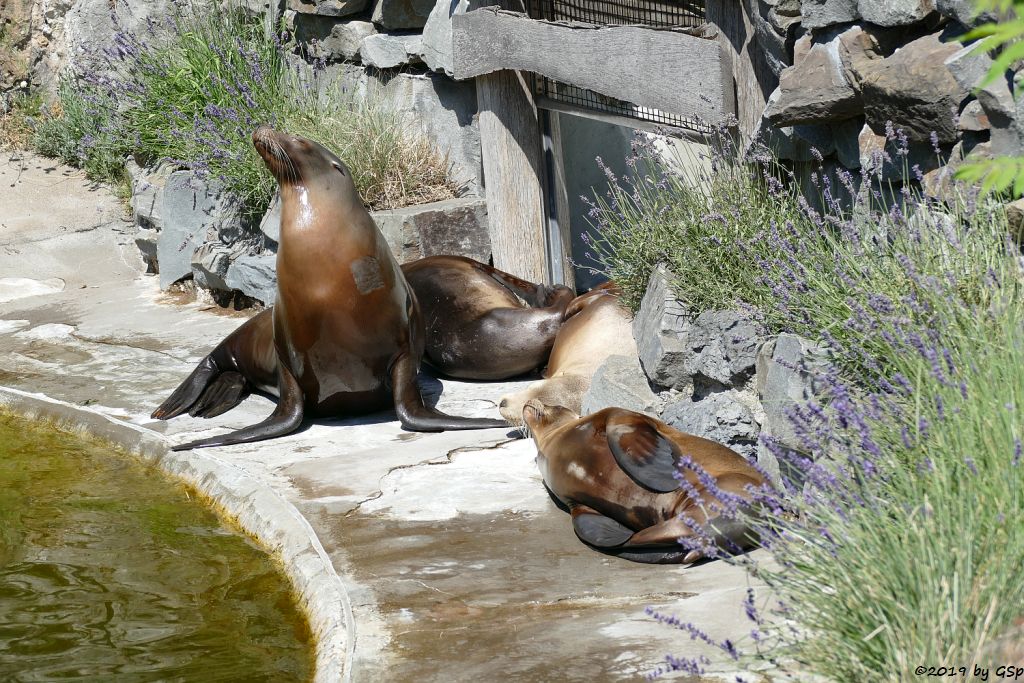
[225,252,278,306]
[937,0,1001,26]
[861,32,968,144]
[661,391,760,461]
[768,0,803,31]
[633,265,692,392]
[835,24,904,89]
[156,172,250,290]
[753,111,837,162]
[832,116,863,169]
[135,228,159,275]
[289,0,369,17]
[191,241,247,293]
[755,333,829,455]
[958,100,990,132]
[752,2,791,76]
[800,0,858,29]
[360,32,422,68]
[373,72,482,194]
[581,354,663,417]
[764,30,862,126]
[371,0,435,29]
[293,15,377,61]
[857,0,935,26]
[259,191,282,248]
[130,162,175,233]
[688,309,763,388]
[420,0,470,76]
[1005,198,1024,243]
[373,197,491,263]
[944,45,994,94]
[858,122,945,181]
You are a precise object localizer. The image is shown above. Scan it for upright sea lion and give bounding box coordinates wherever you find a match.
[523,401,767,564]
[152,127,506,450]
[498,283,633,424]
[401,255,575,380]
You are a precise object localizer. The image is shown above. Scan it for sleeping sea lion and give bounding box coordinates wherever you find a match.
[523,401,767,564]
[401,255,575,380]
[151,127,506,450]
[498,283,633,424]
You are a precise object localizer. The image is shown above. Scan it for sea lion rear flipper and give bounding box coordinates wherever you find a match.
[605,413,681,492]
[170,362,304,451]
[390,351,507,431]
[570,505,633,548]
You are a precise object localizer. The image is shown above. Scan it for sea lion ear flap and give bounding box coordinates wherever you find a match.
[606,413,681,493]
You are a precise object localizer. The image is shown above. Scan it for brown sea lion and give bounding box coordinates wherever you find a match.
[151,127,506,450]
[523,401,767,564]
[400,255,575,380]
[498,283,634,424]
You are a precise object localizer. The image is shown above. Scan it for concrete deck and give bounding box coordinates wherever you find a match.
[0,152,766,682]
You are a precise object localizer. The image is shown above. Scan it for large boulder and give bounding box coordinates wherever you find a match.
[374,197,491,263]
[755,333,829,456]
[371,0,435,29]
[860,32,969,144]
[360,32,423,68]
[372,72,482,194]
[191,240,249,293]
[581,354,663,417]
[858,0,935,26]
[289,0,369,16]
[156,172,251,289]
[292,15,377,61]
[800,0,858,29]
[420,0,470,76]
[660,391,761,461]
[632,265,691,391]
[225,252,278,306]
[764,28,862,126]
[632,266,763,392]
[937,0,1004,26]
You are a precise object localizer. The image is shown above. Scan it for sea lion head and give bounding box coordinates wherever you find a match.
[252,126,355,195]
[498,375,589,426]
[521,398,578,440]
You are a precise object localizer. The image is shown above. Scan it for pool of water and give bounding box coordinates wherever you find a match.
[0,411,314,681]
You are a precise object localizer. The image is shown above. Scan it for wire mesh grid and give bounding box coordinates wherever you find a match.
[525,0,705,27]
[525,0,710,131]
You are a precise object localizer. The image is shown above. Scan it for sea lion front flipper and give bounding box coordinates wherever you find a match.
[188,371,249,419]
[605,413,681,492]
[390,351,508,431]
[170,361,304,451]
[570,504,633,548]
[152,356,219,420]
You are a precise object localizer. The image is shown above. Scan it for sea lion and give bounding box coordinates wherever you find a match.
[400,255,575,380]
[522,401,767,564]
[498,283,633,424]
[152,127,506,450]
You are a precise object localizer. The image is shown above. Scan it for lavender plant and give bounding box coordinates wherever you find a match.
[590,129,1024,680]
[32,3,456,213]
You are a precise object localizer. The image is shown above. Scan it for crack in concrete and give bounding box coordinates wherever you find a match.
[0,220,120,249]
[343,436,520,518]
[70,331,189,362]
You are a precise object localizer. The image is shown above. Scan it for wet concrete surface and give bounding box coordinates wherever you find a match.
[0,152,772,681]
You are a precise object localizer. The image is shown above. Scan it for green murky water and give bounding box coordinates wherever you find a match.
[0,411,314,682]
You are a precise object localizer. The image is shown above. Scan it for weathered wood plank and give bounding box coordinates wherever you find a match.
[452,8,734,125]
[477,68,549,282]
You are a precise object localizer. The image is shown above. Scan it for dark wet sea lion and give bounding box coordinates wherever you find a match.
[152,127,506,450]
[498,284,634,424]
[522,401,767,564]
[400,255,575,380]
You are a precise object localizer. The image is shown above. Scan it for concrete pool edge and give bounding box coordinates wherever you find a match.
[0,386,352,683]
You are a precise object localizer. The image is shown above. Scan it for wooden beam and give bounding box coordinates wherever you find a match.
[477,69,548,282]
[452,8,734,125]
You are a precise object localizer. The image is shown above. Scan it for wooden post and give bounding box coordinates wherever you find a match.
[476,67,548,282]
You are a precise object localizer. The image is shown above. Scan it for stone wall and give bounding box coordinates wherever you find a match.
[750,0,1015,201]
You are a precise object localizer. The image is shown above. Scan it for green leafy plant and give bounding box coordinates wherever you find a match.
[955,0,1024,196]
